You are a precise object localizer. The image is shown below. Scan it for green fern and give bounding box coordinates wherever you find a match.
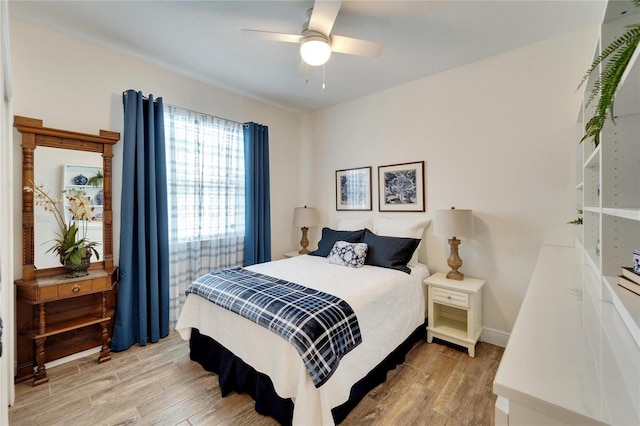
[577,1,640,147]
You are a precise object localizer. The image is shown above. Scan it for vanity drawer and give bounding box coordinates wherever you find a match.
[432,287,469,308]
[91,276,109,290]
[58,280,93,297]
[16,271,111,302]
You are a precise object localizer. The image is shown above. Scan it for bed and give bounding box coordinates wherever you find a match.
[175,222,430,425]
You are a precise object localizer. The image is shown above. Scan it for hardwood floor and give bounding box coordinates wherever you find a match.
[10,332,503,425]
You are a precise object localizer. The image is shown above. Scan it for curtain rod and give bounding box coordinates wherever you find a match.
[122,90,161,104]
[123,91,245,125]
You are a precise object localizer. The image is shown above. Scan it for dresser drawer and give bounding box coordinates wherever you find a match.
[432,287,469,308]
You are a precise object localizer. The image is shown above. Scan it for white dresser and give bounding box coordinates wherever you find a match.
[493,245,639,425]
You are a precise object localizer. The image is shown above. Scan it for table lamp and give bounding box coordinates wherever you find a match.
[434,206,475,280]
[293,206,319,254]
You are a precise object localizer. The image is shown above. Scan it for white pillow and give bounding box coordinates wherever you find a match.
[327,241,368,268]
[372,216,430,266]
[336,217,373,231]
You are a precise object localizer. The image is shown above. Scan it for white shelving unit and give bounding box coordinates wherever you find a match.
[497,3,640,423]
[62,164,104,224]
[574,1,640,348]
[62,164,104,261]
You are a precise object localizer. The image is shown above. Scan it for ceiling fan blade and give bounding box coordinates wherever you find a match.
[308,0,343,36]
[242,29,302,44]
[330,35,384,57]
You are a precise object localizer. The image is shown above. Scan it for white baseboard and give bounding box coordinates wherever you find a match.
[482,327,510,348]
[45,346,101,369]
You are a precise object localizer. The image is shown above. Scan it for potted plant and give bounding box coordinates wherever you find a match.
[24,182,100,277]
[577,0,640,146]
[87,170,103,188]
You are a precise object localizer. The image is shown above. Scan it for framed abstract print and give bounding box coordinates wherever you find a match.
[335,167,372,211]
[378,161,425,212]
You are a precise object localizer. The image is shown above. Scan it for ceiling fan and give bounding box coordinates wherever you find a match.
[242,0,384,67]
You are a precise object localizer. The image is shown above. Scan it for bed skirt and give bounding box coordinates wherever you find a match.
[189,321,426,425]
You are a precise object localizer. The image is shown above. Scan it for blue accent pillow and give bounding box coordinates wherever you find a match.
[362,229,420,274]
[309,228,366,257]
[327,241,368,268]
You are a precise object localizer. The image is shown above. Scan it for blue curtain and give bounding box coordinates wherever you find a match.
[112,90,170,351]
[243,122,271,265]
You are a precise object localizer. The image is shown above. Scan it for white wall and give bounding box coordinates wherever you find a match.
[300,26,599,336]
[10,18,301,278]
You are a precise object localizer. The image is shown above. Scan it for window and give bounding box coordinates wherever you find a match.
[164,105,244,242]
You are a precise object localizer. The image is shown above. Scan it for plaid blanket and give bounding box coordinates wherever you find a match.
[185,267,362,387]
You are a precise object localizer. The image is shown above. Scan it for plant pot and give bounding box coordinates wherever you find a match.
[64,254,91,278]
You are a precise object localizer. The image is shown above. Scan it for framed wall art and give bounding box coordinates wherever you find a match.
[335,166,372,211]
[378,161,425,212]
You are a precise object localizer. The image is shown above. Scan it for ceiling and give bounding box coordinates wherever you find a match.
[9,0,609,113]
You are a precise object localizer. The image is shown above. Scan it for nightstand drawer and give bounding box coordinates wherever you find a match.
[433,287,468,308]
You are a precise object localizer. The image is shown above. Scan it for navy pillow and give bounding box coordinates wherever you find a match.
[309,228,365,257]
[362,229,420,274]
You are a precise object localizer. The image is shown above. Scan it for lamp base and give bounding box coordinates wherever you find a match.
[446,270,464,281]
[446,237,464,281]
[298,227,310,254]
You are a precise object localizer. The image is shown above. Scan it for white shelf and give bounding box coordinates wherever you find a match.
[603,207,640,221]
[583,206,600,214]
[66,184,99,189]
[576,181,584,190]
[431,317,466,340]
[583,144,601,168]
[604,275,640,348]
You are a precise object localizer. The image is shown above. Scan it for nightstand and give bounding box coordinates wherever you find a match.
[424,272,485,357]
[283,251,303,258]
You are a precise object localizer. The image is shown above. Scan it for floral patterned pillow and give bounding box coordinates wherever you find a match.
[327,241,368,268]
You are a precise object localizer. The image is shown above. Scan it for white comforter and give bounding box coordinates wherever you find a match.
[175,255,428,425]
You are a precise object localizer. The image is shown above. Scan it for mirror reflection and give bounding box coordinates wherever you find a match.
[33,147,104,269]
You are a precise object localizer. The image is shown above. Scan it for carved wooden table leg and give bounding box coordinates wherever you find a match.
[98,292,111,363]
[32,303,49,385]
[98,320,111,363]
[33,336,48,386]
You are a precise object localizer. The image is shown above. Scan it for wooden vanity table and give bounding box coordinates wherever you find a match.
[14,116,120,385]
[15,270,115,385]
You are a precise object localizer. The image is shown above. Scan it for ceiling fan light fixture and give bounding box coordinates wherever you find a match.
[300,35,331,66]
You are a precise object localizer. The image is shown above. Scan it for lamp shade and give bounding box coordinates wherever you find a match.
[434,207,475,238]
[293,206,319,227]
[300,35,331,66]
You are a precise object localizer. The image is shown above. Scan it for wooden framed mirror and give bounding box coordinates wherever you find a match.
[16,116,119,281]
[14,116,120,385]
